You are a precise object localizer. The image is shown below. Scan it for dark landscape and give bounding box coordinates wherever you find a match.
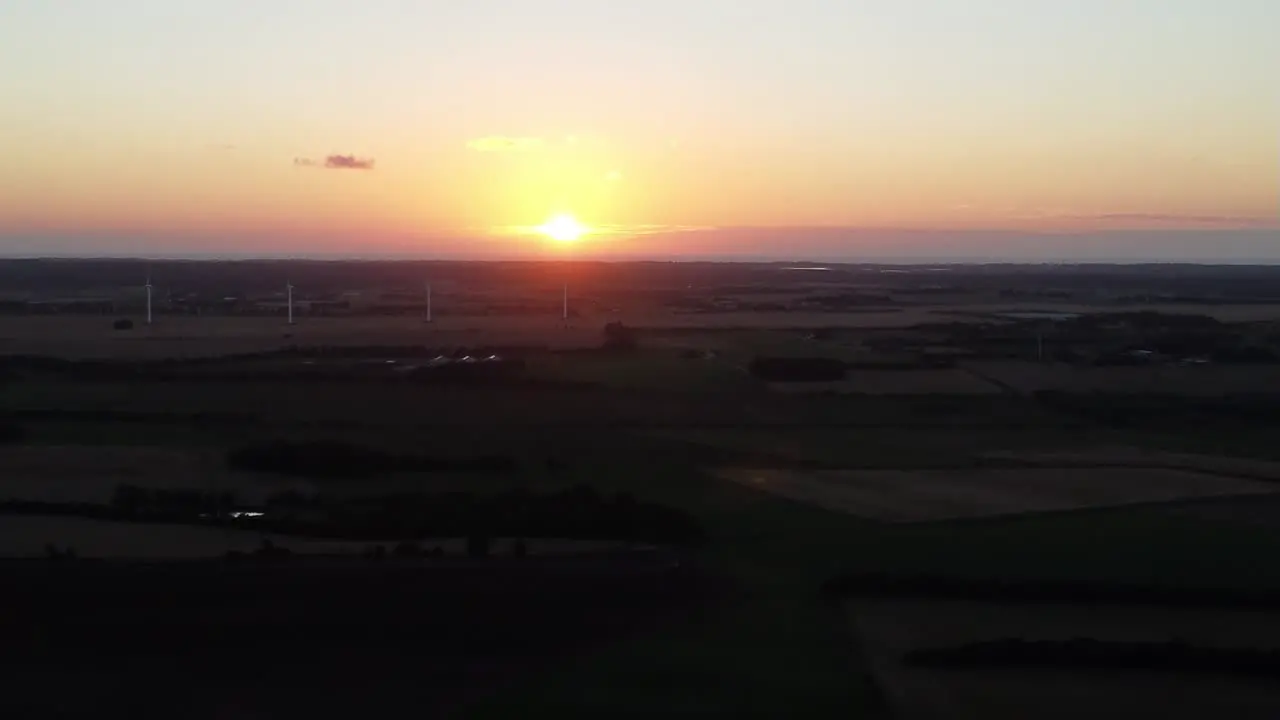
[6,0,1274,715]
[4,259,1280,717]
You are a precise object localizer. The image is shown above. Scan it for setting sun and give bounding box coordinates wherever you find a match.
[537,214,588,243]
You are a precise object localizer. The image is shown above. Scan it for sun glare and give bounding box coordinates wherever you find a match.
[537,214,587,243]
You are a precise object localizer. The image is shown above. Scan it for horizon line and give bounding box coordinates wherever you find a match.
[2,254,1280,267]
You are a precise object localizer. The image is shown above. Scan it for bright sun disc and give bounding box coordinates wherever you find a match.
[537,214,587,243]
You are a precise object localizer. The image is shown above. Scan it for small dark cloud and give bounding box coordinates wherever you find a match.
[324,154,375,170]
[294,154,375,170]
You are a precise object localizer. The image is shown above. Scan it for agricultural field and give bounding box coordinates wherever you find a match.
[0,445,262,504]
[644,415,1117,469]
[1160,494,1280,529]
[6,260,1280,716]
[769,368,1001,395]
[0,316,675,360]
[968,360,1280,396]
[0,515,630,559]
[0,315,604,359]
[715,466,1279,522]
[982,447,1280,481]
[0,378,759,428]
[15,297,1280,361]
[5,385,1280,716]
[947,302,1280,324]
[522,348,755,391]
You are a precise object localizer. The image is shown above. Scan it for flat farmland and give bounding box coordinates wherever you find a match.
[942,302,1280,323]
[968,360,1280,395]
[716,466,1280,522]
[0,445,310,504]
[647,308,976,329]
[0,309,1020,360]
[6,301,1280,361]
[0,515,625,559]
[983,447,1280,481]
[523,349,756,391]
[0,379,761,427]
[769,369,1001,395]
[0,316,604,359]
[848,597,1280,720]
[643,408,1103,467]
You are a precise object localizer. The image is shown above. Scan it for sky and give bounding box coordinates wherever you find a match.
[0,0,1276,261]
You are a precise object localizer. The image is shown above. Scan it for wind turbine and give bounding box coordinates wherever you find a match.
[144,271,153,326]
[562,283,568,322]
[286,280,295,325]
[423,281,432,323]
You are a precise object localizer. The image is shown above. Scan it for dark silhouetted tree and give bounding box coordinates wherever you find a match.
[0,422,24,445]
[748,356,846,381]
[466,533,492,558]
[392,541,421,557]
[603,321,638,351]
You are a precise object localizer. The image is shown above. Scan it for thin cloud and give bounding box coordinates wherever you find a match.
[1071,212,1276,228]
[466,136,546,152]
[294,154,376,170]
[486,223,713,238]
[570,224,715,238]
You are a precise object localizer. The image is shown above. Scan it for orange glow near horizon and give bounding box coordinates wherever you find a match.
[1,3,1276,258]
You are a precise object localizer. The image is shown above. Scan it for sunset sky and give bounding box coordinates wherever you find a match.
[0,0,1275,260]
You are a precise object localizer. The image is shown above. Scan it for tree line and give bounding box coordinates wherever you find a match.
[822,572,1280,609]
[0,482,706,546]
[907,638,1280,677]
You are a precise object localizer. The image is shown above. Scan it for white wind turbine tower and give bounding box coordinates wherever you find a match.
[286,280,295,325]
[144,271,153,326]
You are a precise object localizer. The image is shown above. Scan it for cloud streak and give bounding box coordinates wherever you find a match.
[595,224,714,237]
[489,223,714,239]
[466,136,546,152]
[1069,213,1277,228]
[294,154,376,170]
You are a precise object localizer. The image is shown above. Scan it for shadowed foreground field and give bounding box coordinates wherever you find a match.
[715,465,1280,522]
[0,556,716,720]
[5,308,1280,716]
